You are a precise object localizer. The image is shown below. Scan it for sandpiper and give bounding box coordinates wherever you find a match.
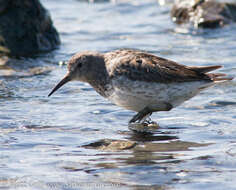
[48,49,233,125]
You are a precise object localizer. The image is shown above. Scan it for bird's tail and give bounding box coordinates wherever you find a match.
[189,65,222,73]
[189,65,234,82]
[207,73,234,82]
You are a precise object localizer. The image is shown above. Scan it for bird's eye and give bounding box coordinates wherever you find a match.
[136,59,142,64]
[77,62,82,68]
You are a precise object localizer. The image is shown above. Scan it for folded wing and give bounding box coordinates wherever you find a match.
[106,49,232,83]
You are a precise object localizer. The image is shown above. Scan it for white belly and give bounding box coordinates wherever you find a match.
[107,77,212,112]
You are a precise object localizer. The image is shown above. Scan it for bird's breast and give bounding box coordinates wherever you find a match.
[106,76,212,112]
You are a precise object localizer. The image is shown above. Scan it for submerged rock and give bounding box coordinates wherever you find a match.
[128,122,160,133]
[82,139,137,151]
[171,0,236,28]
[0,0,60,56]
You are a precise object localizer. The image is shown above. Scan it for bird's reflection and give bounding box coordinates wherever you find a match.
[127,131,178,142]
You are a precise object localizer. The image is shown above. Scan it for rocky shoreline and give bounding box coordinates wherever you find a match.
[171,0,236,28]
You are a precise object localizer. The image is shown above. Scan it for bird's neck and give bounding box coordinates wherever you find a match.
[86,60,111,98]
[89,80,111,98]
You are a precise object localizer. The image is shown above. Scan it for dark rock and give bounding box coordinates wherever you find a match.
[0,0,10,14]
[0,0,60,56]
[171,0,236,28]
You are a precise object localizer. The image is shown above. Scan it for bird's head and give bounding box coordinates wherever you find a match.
[48,51,102,97]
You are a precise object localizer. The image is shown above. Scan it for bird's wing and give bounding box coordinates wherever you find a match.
[105,50,213,83]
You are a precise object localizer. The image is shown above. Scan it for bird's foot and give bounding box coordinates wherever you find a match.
[128,107,160,133]
[141,116,152,124]
[128,118,159,133]
[129,107,152,123]
[143,118,158,127]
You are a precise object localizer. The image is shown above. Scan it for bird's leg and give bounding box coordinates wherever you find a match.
[129,107,152,124]
[128,108,158,133]
[129,102,173,124]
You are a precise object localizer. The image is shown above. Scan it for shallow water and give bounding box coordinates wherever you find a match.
[0,0,236,189]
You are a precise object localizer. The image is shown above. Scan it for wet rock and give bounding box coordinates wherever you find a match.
[0,0,60,56]
[128,122,160,133]
[0,56,9,66]
[28,66,52,76]
[0,64,53,78]
[82,139,137,151]
[171,0,236,28]
[81,138,211,154]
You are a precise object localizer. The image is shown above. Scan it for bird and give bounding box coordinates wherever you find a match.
[48,49,233,126]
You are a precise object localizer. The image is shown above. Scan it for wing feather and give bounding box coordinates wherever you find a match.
[105,49,212,83]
